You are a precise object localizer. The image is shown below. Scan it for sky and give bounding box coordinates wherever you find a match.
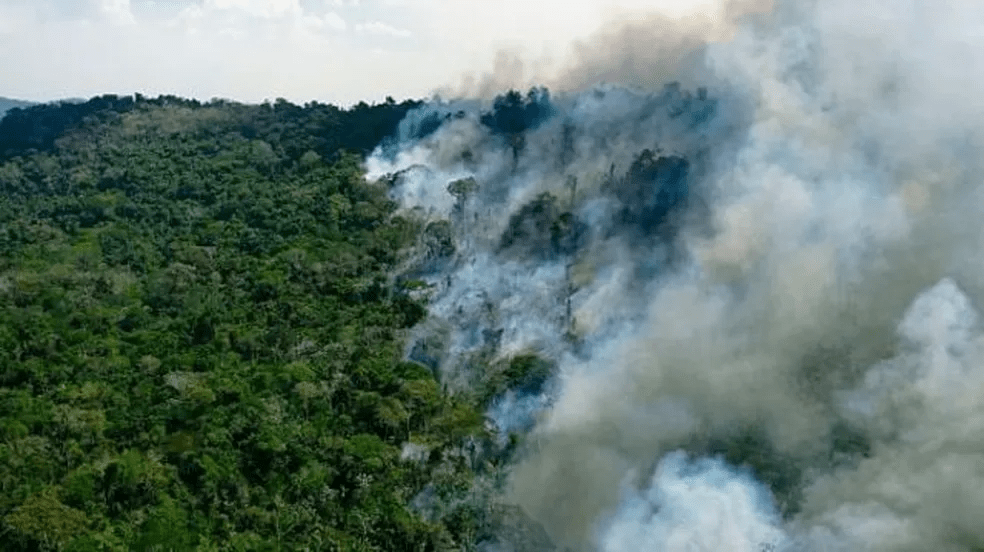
[0,0,718,106]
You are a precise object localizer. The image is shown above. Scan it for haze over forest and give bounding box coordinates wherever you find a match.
[4,1,984,551]
[0,98,35,117]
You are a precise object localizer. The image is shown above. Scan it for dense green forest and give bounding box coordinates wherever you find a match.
[0,95,501,551]
[0,98,36,118]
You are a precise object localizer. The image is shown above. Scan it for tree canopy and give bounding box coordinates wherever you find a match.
[0,94,491,551]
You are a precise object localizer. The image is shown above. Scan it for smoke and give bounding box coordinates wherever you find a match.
[367,0,984,550]
[448,0,775,99]
[599,452,785,552]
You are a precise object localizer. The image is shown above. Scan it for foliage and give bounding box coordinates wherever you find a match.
[479,88,553,138]
[608,148,690,233]
[0,97,36,119]
[498,193,585,260]
[479,88,553,160]
[478,354,554,409]
[0,94,486,551]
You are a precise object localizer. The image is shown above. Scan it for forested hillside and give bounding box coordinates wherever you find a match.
[0,98,35,118]
[0,95,493,551]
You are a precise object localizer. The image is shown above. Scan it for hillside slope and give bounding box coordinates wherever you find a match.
[0,97,35,117]
[0,94,496,551]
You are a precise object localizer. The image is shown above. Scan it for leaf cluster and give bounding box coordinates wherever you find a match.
[0,95,486,551]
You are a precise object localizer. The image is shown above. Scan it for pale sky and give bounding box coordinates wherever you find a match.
[0,0,718,106]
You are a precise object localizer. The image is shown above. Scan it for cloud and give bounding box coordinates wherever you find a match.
[98,0,136,25]
[311,11,347,31]
[355,20,410,38]
[203,0,301,18]
[0,0,439,104]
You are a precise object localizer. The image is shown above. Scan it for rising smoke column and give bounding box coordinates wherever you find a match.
[367,0,984,550]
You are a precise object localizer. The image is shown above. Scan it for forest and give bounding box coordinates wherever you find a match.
[0,94,523,551]
[5,2,979,551]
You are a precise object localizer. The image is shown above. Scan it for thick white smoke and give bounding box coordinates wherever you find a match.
[367,0,984,550]
[598,452,785,552]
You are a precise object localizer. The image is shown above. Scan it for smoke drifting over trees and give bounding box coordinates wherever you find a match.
[370,0,984,550]
[3,0,984,550]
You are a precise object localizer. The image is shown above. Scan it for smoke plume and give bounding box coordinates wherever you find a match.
[367,0,984,550]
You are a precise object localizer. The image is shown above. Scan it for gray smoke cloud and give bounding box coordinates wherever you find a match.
[448,0,775,99]
[367,0,984,550]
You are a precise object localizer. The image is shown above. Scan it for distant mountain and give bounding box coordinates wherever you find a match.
[0,97,36,117]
